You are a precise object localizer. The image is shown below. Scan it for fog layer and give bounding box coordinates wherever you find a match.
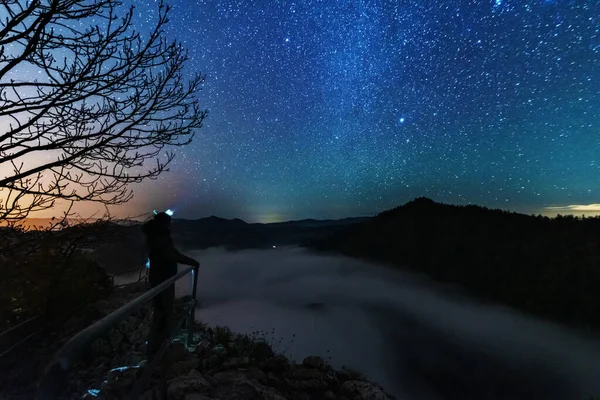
[164,247,600,400]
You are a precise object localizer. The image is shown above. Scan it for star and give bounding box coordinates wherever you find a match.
[33,0,600,221]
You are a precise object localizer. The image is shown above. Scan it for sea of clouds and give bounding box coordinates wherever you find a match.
[118,246,600,400]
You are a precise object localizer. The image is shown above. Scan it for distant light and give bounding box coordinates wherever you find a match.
[399,117,405,124]
[145,258,150,269]
[272,245,277,249]
[284,37,290,43]
[165,209,174,216]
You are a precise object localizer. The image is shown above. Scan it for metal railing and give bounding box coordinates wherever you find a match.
[0,316,40,359]
[38,265,199,400]
[0,299,98,363]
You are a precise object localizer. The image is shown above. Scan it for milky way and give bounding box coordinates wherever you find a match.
[124,1,599,221]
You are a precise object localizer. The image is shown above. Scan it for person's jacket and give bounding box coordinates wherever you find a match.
[142,219,197,287]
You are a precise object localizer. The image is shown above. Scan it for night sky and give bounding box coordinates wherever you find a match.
[50,1,600,221]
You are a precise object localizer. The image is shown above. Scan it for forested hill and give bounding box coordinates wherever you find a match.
[308,197,600,334]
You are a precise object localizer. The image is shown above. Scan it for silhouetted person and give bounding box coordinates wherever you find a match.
[142,212,199,360]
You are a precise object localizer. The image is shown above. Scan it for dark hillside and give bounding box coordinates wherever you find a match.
[309,197,600,333]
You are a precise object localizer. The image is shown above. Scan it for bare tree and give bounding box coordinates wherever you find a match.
[0,0,208,223]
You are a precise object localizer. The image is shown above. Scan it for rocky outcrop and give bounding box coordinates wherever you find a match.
[29,281,393,400]
[92,324,395,400]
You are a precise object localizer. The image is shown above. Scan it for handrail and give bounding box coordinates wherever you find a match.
[38,265,199,400]
[0,316,40,358]
[0,316,40,341]
[1,298,98,361]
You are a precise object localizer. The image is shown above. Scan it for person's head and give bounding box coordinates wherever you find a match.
[153,212,172,233]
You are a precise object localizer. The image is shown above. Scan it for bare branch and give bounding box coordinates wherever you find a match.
[0,0,208,223]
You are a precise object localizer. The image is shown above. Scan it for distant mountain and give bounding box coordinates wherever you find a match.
[173,215,249,230]
[263,217,370,228]
[169,216,370,252]
[309,197,600,334]
[65,215,369,275]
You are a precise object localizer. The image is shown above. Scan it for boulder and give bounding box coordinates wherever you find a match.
[284,367,328,391]
[211,370,287,400]
[260,355,290,372]
[323,390,337,400]
[167,370,212,400]
[184,394,214,400]
[100,367,138,398]
[302,356,327,370]
[165,342,190,365]
[201,354,222,370]
[167,358,202,380]
[195,340,212,357]
[245,367,268,383]
[222,356,250,369]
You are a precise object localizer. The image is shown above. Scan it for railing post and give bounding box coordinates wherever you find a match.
[186,266,199,348]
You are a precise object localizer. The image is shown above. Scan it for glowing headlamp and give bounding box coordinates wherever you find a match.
[153,209,174,216]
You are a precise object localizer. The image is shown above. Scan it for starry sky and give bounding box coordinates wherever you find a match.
[21,1,600,222]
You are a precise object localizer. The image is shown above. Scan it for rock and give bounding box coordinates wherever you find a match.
[323,390,337,400]
[213,344,226,355]
[90,337,112,356]
[101,367,138,397]
[107,326,124,349]
[256,386,288,400]
[339,367,365,381]
[167,358,202,379]
[141,387,159,400]
[203,354,221,369]
[249,341,275,361]
[119,341,131,353]
[195,340,212,357]
[128,326,145,343]
[210,370,244,385]
[285,363,336,392]
[289,393,311,400]
[167,370,212,400]
[302,356,327,370]
[184,394,213,400]
[284,367,328,391]
[260,355,290,372]
[214,380,261,400]
[211,370,287,400]
[265,371,286,389]
[166,342,190,365]
[340,381,391,400]
[124,351,145,366]
[245,367,267,383]
[285,377,328,391]
[285,367,323,380]
[222,356,250,369]
[336,369,352,383]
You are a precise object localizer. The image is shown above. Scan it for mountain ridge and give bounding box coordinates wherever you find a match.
[308,197,600,334]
